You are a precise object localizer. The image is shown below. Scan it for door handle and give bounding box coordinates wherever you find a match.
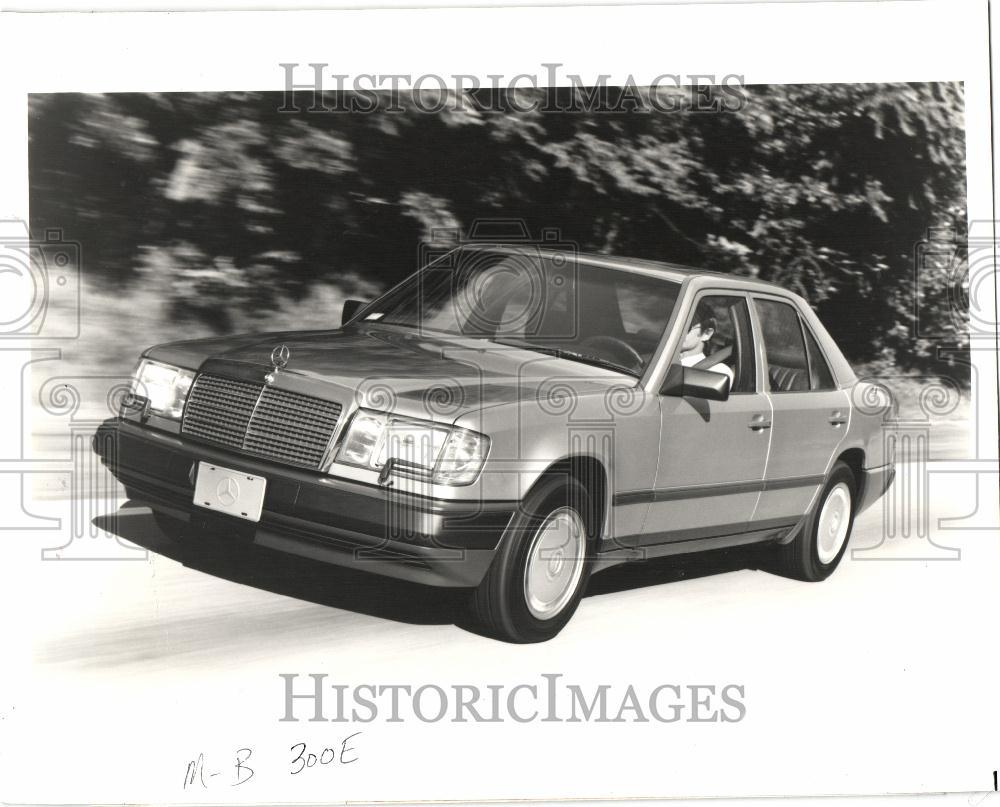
[828,409,847,427]
[749,414,771,431]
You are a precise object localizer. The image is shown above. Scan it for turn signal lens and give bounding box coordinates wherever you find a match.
[433,428,490,485]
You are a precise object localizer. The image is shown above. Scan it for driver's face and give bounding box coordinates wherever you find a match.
[682,322,713,353]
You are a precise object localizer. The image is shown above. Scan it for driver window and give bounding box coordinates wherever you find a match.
[674,295,755,394]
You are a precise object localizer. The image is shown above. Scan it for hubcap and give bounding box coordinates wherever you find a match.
[816,482,852,564]
[523,507,586,620]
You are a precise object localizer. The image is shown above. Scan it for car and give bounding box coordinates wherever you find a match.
[94,244,896,643]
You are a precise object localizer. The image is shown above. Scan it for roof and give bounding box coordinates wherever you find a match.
[462,243,792,295]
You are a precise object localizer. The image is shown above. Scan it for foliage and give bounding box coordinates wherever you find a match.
[29,84,967,378]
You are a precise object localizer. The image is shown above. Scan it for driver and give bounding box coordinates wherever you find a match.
[678,305,735,385]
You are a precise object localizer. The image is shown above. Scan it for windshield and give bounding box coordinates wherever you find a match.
[357,249,681,376]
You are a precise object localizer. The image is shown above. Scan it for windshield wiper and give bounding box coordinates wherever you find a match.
[489,338,639,377]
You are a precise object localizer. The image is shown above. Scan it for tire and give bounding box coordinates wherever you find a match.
[773,461,857,582]
[470,475,596,643]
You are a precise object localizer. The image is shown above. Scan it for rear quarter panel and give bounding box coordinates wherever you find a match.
[844,380,894,469]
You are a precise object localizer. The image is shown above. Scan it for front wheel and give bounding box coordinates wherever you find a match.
[469,476,595,643]
[773,461,857,582]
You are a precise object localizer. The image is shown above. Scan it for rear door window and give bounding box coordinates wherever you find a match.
[754,298,809,393]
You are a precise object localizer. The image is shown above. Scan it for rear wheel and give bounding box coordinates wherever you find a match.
[773,461,856,581]
[470,476,595,643]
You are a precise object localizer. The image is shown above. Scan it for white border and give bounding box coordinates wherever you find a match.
[0,1,995,804]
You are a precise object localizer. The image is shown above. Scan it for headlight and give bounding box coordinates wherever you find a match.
[335,408,489,486]
[130,359,195,420]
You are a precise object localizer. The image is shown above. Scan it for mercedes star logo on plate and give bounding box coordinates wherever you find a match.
[216,476,240,507]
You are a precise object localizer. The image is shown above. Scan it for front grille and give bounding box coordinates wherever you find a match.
[182,375,260,450]
[181,373,343,469]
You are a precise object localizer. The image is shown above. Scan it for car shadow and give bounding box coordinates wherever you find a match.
[93,505,466,627]
[586,544,767,597]
[93,505,770,634]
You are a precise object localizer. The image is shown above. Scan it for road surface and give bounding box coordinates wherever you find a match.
[3,447,997,803]
[18,455,997,673]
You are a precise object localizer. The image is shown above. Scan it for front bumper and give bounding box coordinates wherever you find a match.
[93,418,515,588]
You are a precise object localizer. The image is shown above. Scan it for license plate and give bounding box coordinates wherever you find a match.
[193,462,267,523]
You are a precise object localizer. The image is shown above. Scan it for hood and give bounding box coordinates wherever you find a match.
[145,326,628,423]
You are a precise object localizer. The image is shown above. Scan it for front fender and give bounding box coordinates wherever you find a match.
[455,383,661,542]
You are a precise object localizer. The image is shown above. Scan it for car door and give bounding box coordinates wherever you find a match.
[641,292,771,546]
[749,295,851,528]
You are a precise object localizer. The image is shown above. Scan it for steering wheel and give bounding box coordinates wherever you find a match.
[579,335,644,372]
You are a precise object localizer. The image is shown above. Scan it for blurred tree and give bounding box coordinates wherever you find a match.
[28,82,967,376]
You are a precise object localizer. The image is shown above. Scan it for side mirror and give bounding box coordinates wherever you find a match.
[660,363,731,401]
[341,299,367,325]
